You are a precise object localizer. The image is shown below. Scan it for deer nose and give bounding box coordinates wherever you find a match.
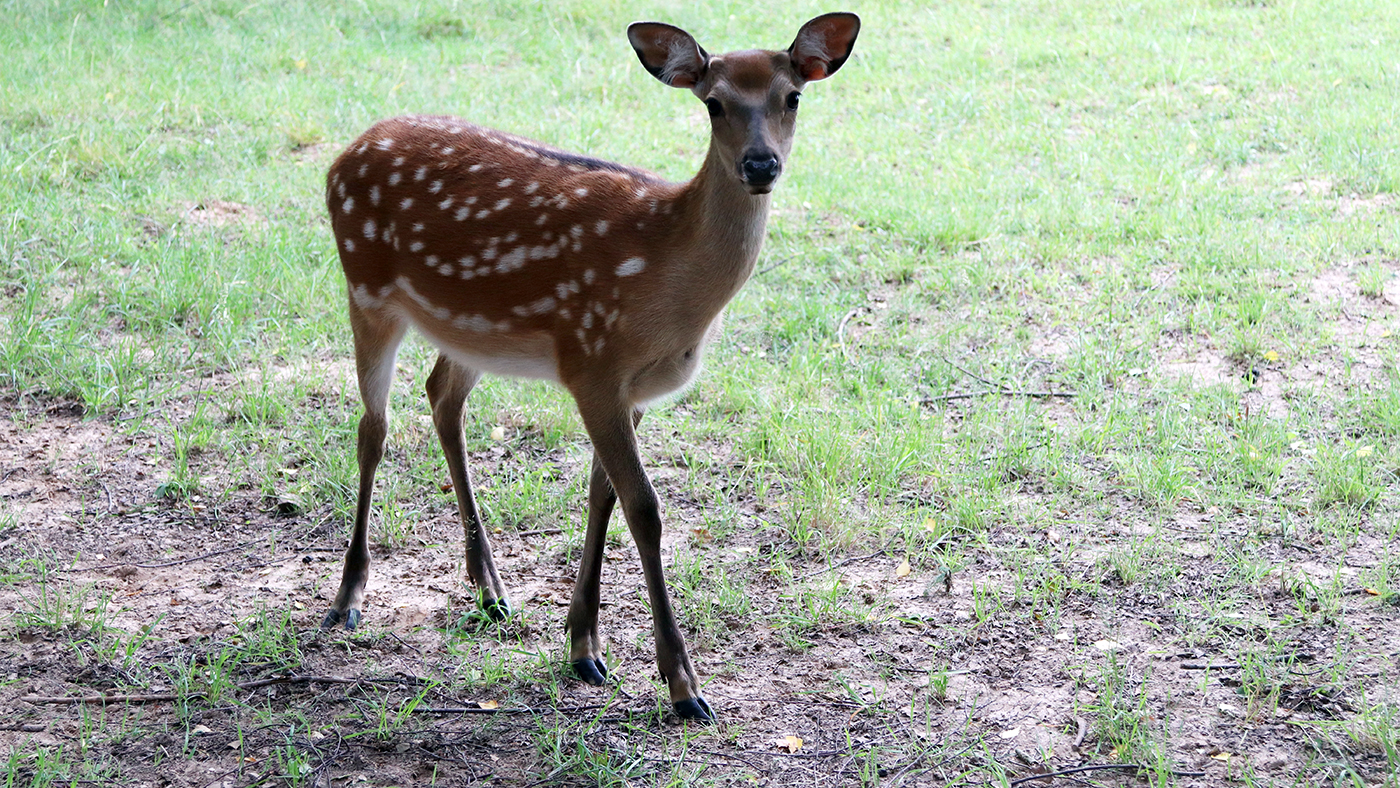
[740,153,781,187]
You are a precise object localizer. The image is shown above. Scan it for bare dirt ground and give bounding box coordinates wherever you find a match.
[0,277,1394,788]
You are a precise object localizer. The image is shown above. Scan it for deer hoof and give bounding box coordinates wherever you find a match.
[482,597,512,622]
[673,695,715,723]
[571,658,608,685]
[321,608,360,631]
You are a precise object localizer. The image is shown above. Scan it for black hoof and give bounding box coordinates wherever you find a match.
[321,608,360,631]
[571,658,608,686]
[482,597,512,622]
[674,695,715,723]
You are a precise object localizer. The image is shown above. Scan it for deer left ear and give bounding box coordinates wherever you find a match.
[788,12,861,82]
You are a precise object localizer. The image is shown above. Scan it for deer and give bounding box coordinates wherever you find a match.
[320,13,860,722]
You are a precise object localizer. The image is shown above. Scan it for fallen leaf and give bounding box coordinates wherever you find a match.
[478,699,499,710]
[490,426,507,441]
[1263,350,1280,362]
[1093,639,1122,651]
[774,735,803,753]
[1211,752,1233,762]
[896,557,911,578]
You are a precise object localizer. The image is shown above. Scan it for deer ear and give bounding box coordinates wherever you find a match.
[788,12,861,82]
[628,22,709,88]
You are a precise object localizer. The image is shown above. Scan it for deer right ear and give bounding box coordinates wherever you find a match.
[628,22,709,88]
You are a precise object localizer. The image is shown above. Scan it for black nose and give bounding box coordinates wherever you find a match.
[740,154,781,186]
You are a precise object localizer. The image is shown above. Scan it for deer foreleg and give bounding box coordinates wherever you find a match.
[575,398,713,722]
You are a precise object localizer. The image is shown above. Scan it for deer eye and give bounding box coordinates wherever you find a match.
[786,92,801,111]
[705,98,724,117]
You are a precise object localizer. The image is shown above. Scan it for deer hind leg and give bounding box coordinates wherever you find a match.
[574,397,714,722]
[425,354,510,620]
[324,302,407,631]
[566,408,644,685]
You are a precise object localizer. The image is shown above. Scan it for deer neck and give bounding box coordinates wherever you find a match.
[668,144,773,300]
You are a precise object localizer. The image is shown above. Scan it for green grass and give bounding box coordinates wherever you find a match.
[2,0,1399,785]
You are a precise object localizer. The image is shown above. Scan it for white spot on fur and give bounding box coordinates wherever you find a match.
[429,180,443,194]
[349,283,394,309]
[362,219,377,239]
[535,213,549,226]
[594,220,609,236]
[396,276,450,321]
[342,238,356,252]
[581,311,594,329]
[392,156,406,167]
[495,246,527,273]
[415,166,428,181]
[410,241,425,252]
[582,269,596,285]
[453,313,501,333]
[400,197,414,210]
[616,257,646,277]
[413,222,424,232]
[389,172,402,186]
[574,187,588,197]
[455,207,471,221]
[425,255,439,266]
[438,197,454,210]
[511,296,556,317]
[370,185,381,206]
[497,178,514,188]
[375,138,394,150]
[524,181,540,194]
[342,197,355,214]
[358,163,368,177]
[494,198,511,211]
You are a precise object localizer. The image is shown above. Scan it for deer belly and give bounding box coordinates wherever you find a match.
[404,305,561,382]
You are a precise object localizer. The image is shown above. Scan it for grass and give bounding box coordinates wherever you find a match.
[2,0,1399,785]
